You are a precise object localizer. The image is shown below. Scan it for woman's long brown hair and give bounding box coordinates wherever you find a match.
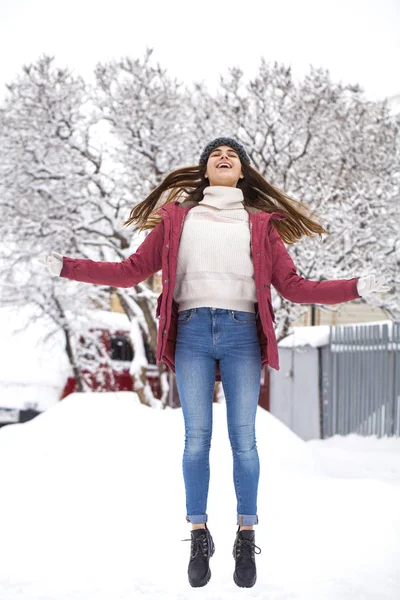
[122,161,329,245]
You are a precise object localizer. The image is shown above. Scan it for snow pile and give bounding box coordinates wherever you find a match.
[0,305,70,410]
[0,392,399,599]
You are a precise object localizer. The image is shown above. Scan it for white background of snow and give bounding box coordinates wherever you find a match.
[0,392,399,599]
[0,306,70,410]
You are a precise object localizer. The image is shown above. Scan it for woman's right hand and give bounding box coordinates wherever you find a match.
[37,252,64,276]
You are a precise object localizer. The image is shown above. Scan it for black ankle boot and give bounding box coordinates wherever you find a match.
[181,523,215,587]
[232,526,261,588]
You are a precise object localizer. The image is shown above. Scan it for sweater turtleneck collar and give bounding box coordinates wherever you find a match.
[199,185,244,210]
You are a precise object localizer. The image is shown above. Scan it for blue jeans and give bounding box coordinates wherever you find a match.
[174,306,262,526]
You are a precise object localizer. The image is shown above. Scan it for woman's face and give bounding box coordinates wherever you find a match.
[204,145,244,187]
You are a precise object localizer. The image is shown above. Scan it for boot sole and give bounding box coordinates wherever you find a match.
[189,567,212,587]
[233,571,256,588]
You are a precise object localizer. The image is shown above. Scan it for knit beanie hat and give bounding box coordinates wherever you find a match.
[199,137,251,165]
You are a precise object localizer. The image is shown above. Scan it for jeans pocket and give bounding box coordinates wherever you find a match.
[177,309,195,323]
[230,310,256,324]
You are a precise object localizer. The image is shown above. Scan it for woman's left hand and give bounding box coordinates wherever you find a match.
[356,273,391,297]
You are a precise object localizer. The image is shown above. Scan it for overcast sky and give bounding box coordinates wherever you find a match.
[0,0,399,103]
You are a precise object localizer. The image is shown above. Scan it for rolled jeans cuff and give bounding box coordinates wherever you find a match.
[186,514,208,524]
[237,514,259,526]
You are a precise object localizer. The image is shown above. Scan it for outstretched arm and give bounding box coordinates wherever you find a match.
[269,224,360,304]
[59,221,164,288]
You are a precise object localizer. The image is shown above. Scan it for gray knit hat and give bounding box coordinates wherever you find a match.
[199,137,251,165]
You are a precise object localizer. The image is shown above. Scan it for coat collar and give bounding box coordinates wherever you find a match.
[157,198,288,221]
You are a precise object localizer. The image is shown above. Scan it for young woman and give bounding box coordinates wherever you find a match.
[39,136,389,588]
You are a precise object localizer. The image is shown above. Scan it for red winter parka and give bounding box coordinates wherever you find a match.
[60,198,360,382]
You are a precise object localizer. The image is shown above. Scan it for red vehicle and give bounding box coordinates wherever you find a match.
[60,326,162,401]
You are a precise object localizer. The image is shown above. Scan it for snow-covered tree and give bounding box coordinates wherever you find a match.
[189,60,399,339]
[1,51,398,410]
[0,56,132,397]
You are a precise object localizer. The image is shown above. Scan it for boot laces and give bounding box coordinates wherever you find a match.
[234,535,262,561]
[181,532,209,558]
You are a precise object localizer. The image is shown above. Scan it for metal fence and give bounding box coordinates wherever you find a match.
[320,321,400,438]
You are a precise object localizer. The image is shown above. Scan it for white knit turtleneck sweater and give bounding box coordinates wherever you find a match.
[173,185,257,313]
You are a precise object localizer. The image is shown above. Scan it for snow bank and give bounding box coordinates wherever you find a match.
[0,392,399,598]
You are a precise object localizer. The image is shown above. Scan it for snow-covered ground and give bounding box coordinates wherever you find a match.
[0,392,399,599]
